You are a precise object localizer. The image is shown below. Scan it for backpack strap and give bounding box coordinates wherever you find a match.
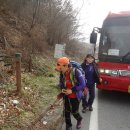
[70,70,74,86]
[71,68,78,86]
[61,68,79,88]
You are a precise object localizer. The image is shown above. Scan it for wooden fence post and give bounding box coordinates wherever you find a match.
[15,53,22,94]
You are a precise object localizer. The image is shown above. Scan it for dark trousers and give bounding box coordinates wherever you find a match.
[64,96,82,127]
[82,84,95,108]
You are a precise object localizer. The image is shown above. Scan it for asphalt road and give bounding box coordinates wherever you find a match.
[61,89,130,130]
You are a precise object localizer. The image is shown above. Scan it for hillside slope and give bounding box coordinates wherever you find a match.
[0,7,62,130]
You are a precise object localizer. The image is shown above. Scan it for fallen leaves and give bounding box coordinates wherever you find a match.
[0,71,60,130]
[0,90,24,126]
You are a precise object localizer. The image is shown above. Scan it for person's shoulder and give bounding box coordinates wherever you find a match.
[92,61,97,65]
[72,67,80,75]
[81,62,85,67]
[92,62,98,68]
[74,68,84,78]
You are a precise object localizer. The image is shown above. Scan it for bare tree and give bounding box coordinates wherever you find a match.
[0,0,84,68]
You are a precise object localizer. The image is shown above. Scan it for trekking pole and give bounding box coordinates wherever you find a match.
[50,93,64,109]
[26,93,64,130]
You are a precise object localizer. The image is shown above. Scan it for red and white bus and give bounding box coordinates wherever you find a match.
[90,11,130,93]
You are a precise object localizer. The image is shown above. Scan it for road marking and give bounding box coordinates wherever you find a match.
[89,91,98,130]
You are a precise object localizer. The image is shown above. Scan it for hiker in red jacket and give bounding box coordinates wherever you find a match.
[55,57,86,130]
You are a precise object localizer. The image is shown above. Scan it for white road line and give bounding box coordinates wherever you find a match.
[89,91,98,130]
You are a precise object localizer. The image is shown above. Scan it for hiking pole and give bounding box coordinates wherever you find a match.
[50,93,64,109]
[26,93,64,130]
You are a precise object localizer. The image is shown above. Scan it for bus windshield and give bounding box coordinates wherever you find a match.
[99,17,130,63]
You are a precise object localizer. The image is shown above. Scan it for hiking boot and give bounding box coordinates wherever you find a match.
[65,125,72,130]
[89,106,93,111]
[76,118,82,129]
[82,107,87,113]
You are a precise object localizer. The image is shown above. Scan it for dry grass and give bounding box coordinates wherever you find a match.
[0,47,61,130]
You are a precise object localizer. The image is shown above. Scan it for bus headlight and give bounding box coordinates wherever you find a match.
[105,69,111,74]
[99,68,119,76]
[99,69,105,73]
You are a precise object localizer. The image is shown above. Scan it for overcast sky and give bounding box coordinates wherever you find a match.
[71,0,130,42]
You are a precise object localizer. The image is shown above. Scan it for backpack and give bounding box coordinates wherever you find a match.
[70,61,86,85]
[70,61,85,76]
[59,61,86,100]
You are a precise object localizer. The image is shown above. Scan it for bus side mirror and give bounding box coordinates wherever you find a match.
[90,31,97,44]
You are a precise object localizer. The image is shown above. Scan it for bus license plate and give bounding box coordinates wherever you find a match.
[128,85,130,93]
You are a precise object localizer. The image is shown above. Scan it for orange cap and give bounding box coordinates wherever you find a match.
[55,57,70,72]
[57,57,70,65]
